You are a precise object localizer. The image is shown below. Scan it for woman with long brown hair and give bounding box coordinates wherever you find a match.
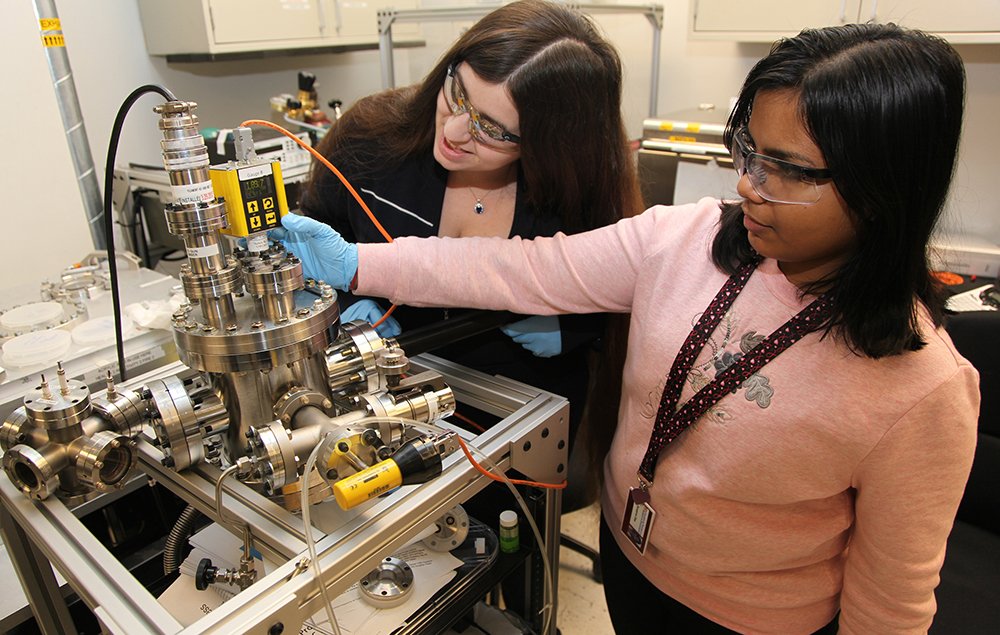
[291,0,641,456]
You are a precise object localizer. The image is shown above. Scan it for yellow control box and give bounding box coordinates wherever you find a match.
[210,160,288,237]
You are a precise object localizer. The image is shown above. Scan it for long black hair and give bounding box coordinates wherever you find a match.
[714,23,966,358]
[307,0,643,233]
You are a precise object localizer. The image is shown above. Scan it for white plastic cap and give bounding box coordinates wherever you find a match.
[2,330,72,369]
[499,510,518,528]
[1,302,64,331]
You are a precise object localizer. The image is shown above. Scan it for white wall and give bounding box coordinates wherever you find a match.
[3,0,999,284]
[2,0,97,283]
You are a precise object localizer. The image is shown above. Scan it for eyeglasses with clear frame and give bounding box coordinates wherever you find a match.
[443,62,521,152]
[730,126,832,205]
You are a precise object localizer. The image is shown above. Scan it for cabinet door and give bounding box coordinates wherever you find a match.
[860,0,1000,39]
[692,0,863,37]
[326,0,420,39]
[209,0,323,44]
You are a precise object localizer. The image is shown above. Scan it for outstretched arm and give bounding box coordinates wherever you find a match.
[353,208,667,316]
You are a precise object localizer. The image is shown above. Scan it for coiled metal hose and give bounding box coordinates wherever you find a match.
[163,504,202,575]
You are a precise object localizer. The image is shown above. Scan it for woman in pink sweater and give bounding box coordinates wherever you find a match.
[277,22,978,635]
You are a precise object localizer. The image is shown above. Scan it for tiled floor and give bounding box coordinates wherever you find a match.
[556,502,614,634]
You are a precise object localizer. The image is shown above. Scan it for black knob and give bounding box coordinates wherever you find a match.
[361,429,382,447]
[195,558,218,591]
[298,71,316,91]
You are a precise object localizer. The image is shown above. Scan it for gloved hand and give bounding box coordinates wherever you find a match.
[500,315,562,358]
[268,214,358,291]
[341,300,402,337]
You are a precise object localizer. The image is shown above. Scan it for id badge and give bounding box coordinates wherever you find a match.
[620,486,656,555]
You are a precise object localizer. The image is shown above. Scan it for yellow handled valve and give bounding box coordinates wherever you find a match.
[331,432,458,510]
[332,460,403,509]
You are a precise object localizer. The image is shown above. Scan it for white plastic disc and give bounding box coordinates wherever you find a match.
[1,302,64,331]
[1,330,72,369]
[72,316,134,347]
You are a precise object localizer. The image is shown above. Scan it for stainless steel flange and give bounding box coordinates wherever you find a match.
[75,431,137,492]
[423,504,469,552]
[358,556,415,609]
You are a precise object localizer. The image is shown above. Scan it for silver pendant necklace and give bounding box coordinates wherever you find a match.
[468,185,493,214]
[465,165,515,214]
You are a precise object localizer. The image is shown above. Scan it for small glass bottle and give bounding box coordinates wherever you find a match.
[499,510,519,553]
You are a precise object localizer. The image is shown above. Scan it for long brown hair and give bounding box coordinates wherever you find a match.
[306,0,642,233]
[309,0,642,500]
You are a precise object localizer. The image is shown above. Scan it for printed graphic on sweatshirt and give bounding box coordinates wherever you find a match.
[641,308,772,426]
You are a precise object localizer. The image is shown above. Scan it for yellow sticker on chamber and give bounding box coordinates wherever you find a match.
[39,18,61,31]
[659,122,703,133]
[41,34,65,47]
[668,135,697,143]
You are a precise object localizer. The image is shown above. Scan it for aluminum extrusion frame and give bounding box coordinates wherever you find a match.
[1,353,567,635]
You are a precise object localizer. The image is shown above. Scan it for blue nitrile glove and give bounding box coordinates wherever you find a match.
[268,214,358,291]
[341,300,402,337]
[500,315,562,358]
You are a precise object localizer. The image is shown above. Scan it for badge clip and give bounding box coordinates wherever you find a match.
[621,475,656,555]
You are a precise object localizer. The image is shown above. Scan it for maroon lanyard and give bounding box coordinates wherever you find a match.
[638,260,835,484]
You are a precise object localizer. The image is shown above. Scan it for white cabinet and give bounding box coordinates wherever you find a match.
[861,0,1000,43]
[208,0,324,44]
[138,0,421,61]
[691,0,861,40]
[691,0,1000,43]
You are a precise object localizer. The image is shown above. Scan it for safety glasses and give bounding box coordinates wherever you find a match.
[443,62,521,152]
[730,126,832,205]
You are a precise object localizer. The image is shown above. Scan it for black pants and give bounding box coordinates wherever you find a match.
[599,515,839,634]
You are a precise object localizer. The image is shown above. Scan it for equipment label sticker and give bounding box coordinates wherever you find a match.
[41,34,65,47]
[172,181,215,204]
[238,164,273,181]
[39,19,64,47]
[87,347,168,383]
[186,244,221,259]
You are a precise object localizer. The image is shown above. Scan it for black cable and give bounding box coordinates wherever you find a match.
[394,310,519,356]
[103,84,176,383]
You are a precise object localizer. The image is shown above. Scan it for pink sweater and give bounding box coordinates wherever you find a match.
[356,198,979,635]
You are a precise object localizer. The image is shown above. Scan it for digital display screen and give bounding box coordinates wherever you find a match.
[241,176,275,201]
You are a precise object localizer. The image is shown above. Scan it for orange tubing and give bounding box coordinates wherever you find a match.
[457,437,567,490]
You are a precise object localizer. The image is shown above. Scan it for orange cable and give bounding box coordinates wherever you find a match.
[457,437,567,490]
[372,303,398,330]
[452,411,487,433]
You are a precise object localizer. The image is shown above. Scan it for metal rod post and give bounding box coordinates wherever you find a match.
[0,505,78,635]
[33,0,106,249]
